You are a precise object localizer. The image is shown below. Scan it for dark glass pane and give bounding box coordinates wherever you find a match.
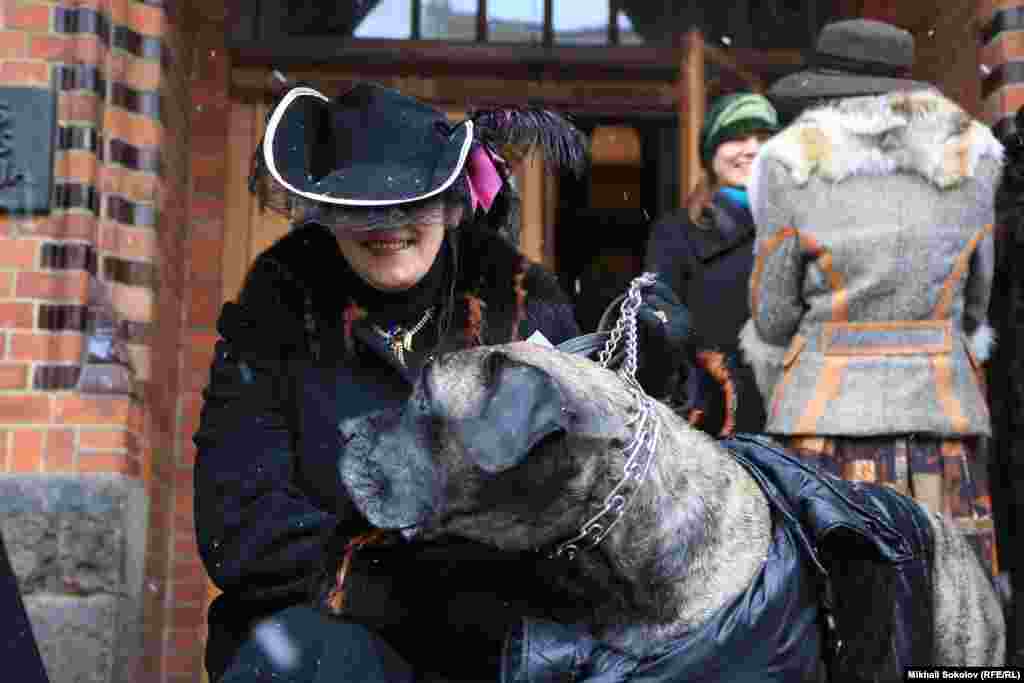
[618,1,694,44]
[421,0,476,41]
[353,0,412,38]
[616,9,643,44]
[554,3,610,45]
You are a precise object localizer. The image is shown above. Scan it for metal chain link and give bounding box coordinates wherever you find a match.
[554,272,661,560]
[597,272,657,384]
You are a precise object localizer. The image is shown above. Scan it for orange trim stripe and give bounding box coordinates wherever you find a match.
[794,356,848,433]
[798,232,848,321]
[749,226,798,318]
[930,354,970,433]
[934,224,993,318]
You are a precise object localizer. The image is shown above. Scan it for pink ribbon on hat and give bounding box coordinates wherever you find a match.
[466,143,504,212]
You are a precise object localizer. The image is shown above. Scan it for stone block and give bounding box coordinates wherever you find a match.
[0,474,149,683]
[25,594,116,683]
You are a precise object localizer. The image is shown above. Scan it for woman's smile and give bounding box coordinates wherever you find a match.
[338,221,445,291]
[359,231,418,253]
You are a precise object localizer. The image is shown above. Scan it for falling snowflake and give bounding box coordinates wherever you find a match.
[253,619,301,671]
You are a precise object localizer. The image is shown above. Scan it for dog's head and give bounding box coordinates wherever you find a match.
[338,342,641,551]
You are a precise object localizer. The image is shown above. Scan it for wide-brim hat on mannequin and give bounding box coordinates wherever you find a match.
[768,19,931,114]
[249,80,587,232]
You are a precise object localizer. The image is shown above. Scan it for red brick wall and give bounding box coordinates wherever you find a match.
[856,0,983,118]
[169,2,232,682]
[979,0,1024,131]
[0,1,194,681]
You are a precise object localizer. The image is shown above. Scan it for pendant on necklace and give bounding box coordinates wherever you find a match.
[372,307,433,368]
[389,328,412,366]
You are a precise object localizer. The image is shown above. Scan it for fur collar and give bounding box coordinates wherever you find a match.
[752,89,1004,192]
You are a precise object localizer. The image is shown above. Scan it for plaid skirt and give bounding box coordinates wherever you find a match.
[782,434,998,578]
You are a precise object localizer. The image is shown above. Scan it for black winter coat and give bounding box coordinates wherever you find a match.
[643,194,767,434]
[193,223,580,682]
[502,435,934,682]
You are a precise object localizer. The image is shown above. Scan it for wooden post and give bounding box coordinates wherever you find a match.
[679,29,706,204]
[518,147,547,265]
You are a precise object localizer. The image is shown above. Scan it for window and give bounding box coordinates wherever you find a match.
[420,0,477,41]
[554,3,610,45]
[354,0,413,39]
[278,0,660,46]
[489,0,544,43]
[241,0,831,56]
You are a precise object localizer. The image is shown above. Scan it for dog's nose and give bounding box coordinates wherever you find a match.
[400,525,420,541]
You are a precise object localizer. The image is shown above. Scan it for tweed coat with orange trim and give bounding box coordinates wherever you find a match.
[740,90,1004,437]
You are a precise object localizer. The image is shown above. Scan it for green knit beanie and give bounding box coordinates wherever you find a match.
[700,93,779,168]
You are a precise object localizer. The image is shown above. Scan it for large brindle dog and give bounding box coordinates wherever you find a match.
[338,342,1004,679]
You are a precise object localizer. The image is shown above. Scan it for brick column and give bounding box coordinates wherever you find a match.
[0,1,191,682]
[980,0,1024,133]
[166,2,231,681]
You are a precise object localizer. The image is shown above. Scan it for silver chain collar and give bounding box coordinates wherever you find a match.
[553,272,662,560]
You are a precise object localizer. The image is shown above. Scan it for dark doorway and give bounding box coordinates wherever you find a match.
[555,114,677,333]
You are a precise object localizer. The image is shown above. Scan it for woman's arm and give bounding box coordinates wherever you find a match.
[749,158,805,346]
[522,264,581,345]
[964,159,1000,362]
[193,257,339,603]
[743,156,805,400]
[643,210,693,301]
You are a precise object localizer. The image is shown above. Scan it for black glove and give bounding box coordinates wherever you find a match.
[634,280,692,398]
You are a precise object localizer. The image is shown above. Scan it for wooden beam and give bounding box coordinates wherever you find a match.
[543,166,558,269]
[222,98,259,304]
[230,39,805,86]
[679,29,706,203]
[518,148,547,265]
[231,67,680,118]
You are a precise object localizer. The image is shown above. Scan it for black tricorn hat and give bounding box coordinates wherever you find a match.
[768,19,930,113]
[251,80,588,222]
[261,82,473,207]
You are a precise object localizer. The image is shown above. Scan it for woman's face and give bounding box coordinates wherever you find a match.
[711,133,769,188]
[333,199,449,292]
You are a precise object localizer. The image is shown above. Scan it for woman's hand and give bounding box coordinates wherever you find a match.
[635,280,692,398]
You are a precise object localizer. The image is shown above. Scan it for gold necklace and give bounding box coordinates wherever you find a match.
[371,307,435,367]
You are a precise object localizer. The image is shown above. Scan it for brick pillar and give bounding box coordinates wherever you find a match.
[0,1,192,682]
[980,1,1024,134]
[168,2,231,682]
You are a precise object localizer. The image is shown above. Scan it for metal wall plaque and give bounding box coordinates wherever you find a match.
[0,87,56,214]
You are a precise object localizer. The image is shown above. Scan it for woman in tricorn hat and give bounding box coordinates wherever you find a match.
[192,81,689,682]
[744,19,1003,583]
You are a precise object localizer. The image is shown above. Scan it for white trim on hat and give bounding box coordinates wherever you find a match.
[262,86,475,207]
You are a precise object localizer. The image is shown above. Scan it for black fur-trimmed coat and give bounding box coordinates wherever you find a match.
[990,115,1024,659]
[192,223,580,682]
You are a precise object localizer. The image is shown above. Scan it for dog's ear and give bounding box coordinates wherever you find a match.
[452,352,568,474]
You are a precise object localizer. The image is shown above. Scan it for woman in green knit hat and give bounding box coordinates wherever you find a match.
[643,92,779,435]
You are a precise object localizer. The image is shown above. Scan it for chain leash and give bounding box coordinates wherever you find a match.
[554,272,662,560]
